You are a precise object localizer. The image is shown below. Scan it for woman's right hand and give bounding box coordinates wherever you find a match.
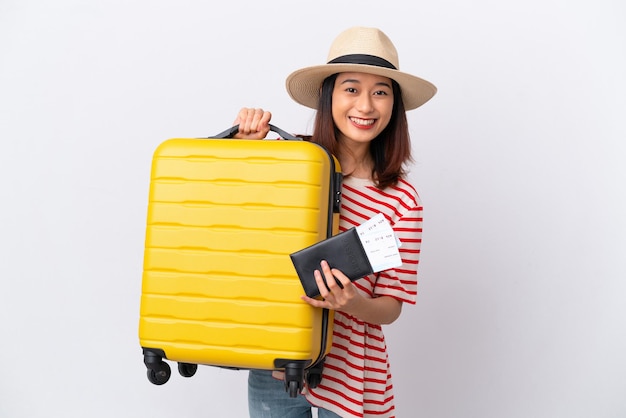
[232,108,272,139]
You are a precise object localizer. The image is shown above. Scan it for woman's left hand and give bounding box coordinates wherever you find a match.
[301,260,363,313]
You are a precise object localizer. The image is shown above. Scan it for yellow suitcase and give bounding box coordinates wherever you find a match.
[138,125,342,396]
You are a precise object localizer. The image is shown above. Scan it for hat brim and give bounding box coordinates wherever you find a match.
[285,63,437,111]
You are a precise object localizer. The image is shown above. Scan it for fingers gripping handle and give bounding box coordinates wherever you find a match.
[212,124,301,141]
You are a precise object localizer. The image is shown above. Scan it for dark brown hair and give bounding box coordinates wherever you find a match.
[305,73,413,190]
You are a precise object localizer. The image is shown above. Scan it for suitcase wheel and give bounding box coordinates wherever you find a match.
[282,363,304,398]
[146,361,171,385]
[143,348,172,385]
[305,358,325,389]
[306,371,322,388]
[178,362,198,378]
[287,380,301,398]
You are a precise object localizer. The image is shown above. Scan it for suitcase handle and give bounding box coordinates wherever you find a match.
[212,124,301,141]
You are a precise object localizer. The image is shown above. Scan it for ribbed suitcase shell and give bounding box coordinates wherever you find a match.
[138,138,340,388]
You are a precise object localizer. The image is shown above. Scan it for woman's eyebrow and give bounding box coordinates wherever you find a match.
[339,79,392,89]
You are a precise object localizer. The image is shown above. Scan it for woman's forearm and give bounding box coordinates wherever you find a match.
[342,294,403,325]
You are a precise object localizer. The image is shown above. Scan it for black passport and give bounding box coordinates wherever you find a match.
[289,228,374,298]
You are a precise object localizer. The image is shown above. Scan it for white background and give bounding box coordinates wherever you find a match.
[1,1,625,417]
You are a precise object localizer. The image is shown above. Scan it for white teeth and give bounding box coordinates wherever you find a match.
[350,117,375,126]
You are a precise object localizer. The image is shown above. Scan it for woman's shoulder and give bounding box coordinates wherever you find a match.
[393,176,418,191]
[388,177,422,210]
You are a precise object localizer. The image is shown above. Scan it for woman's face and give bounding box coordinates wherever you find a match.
[331,72,394,145]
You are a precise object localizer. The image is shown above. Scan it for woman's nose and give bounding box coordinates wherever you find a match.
[355,94,374,113]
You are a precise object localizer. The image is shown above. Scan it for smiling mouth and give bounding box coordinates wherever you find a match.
[349,117,375,126]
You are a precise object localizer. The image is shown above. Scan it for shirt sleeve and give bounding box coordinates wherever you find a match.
[372,201,423,304]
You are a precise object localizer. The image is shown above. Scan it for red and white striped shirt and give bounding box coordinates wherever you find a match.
[303,175,423,417]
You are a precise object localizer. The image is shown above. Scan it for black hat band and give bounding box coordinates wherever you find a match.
[328,54,397,70]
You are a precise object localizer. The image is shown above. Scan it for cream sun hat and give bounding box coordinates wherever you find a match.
[285,26,437,111]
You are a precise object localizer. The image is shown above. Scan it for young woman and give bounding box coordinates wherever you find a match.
[234,26,437,418]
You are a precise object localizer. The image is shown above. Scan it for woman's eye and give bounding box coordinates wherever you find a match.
[374,90,389,96]
[346,87,357,93]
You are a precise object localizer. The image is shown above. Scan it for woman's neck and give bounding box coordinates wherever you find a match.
[338,141,374,179]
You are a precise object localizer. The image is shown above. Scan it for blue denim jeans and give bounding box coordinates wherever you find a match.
[248,370,341,418]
